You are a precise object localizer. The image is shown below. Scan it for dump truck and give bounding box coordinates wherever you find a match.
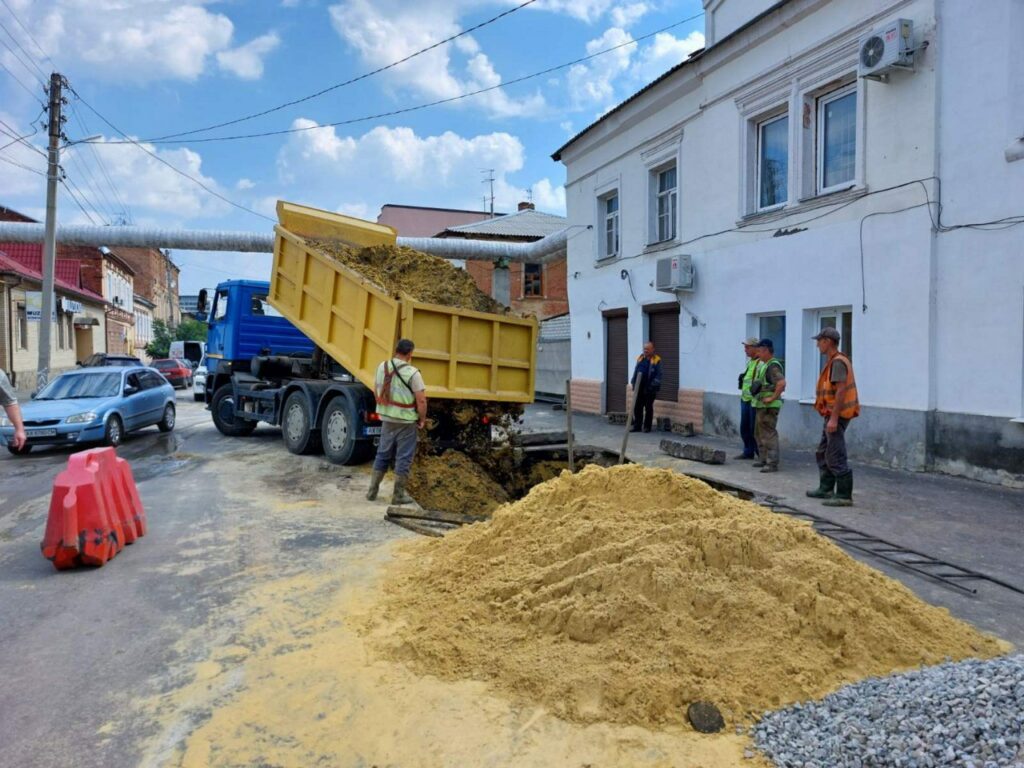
[199,201,538,464]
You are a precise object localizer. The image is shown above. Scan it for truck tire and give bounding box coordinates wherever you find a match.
[211,385,257,437]
[320,397,365,464]
[283,391,321,455]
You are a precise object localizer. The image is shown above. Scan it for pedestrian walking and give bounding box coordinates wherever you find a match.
[806,327,859,506]
[751,339,785,472]
[0,368,27,454]
[734,336,760,460]
[366,338,427,505]
[630,341,662,433]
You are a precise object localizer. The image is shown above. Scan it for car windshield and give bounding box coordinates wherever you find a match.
[110,358,140,366]
[153,361,175,369]
[36,372,122,400]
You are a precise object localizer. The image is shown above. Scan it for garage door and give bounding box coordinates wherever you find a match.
[604,312,628,413]
[647,304,679,402]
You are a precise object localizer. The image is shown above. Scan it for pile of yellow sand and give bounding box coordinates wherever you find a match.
[375,465,1007,727]
[407,451,509,517]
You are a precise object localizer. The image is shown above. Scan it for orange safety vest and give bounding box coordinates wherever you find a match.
[815,352,860,419]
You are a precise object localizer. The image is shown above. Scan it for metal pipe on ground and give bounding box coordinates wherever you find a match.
[0,223,570,264]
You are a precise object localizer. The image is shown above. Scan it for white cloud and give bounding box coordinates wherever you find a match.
[328,0,545,118]
[236,178,256,190]
[217,32,280,80]
[566,27,635,110]
[532,0,614,23]
[610,2,650,28]
[632,30,705,83]
[336,202,371,219]
[527,178,566,214]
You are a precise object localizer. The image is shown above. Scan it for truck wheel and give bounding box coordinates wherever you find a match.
[320,397,362,464]
[283,391,321,455]
[211,386,257,437]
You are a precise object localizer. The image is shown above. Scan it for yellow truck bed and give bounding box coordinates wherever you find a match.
[269,201,537,403]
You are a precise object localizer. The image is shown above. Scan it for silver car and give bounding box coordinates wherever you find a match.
[193,357,208,402]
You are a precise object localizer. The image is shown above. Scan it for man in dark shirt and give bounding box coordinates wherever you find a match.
[630,341,662,433]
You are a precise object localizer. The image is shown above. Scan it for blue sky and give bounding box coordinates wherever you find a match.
[0,0,704,294]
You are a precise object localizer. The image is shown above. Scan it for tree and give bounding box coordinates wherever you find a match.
[146,318,207,359]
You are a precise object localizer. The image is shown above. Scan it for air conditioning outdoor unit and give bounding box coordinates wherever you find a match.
[858,19,915,81]
[655,254,694,292]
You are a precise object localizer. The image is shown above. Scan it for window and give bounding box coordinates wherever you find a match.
[141,371,165,389]
[57,312,65,349]
[523,264,542,297]
[251,294,283,318]
[815,308,852,370]
[817,86,857,192]
[758,314,787,363]
[602,194,620,259]
[757,114,789,209]
[213,290,229,321]
[17,303,27,349]
[652,165,677,243]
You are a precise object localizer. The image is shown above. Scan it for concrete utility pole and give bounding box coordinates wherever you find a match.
[37,72,65,390]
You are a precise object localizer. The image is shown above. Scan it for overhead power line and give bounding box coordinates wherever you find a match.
[90,11,706,147]
[68,86,275,223]
[146,0,540,143]
[0,0,56,69]
[0,17,47,81]
[0,152,44,175]
[0,56,40,98]
[60,176,100,225]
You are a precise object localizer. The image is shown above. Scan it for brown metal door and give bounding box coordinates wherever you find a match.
[647,305,679,402]
[605,313,628,412]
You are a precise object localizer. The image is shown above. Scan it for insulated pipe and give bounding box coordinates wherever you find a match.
[0,222,571,263]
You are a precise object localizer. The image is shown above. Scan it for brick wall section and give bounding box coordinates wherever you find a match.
[464,258,569,320]
[624,385,705,433]
[569,379,602,414]
[111,248,180,325]
[466,260,494,296]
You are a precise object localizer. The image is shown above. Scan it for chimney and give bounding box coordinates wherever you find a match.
[518,201,535,211]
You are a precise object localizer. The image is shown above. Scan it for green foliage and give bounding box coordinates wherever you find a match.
[145,318,207,359]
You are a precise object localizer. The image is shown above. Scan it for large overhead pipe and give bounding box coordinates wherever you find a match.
[0,223,571,264]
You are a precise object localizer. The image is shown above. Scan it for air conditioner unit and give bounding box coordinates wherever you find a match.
[858,19,914,81]
[655,254,694,292]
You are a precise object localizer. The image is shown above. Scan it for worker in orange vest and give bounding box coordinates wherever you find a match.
[806,327,859,506]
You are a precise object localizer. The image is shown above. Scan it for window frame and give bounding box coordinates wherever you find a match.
[522,263,543,298]
[815,83,858,196]
[652,164,678,244]
[601,192,620,260]
[17,302,28,350]
[755,111,790,212]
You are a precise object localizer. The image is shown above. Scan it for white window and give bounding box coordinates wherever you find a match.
[653,165,678,243]
[757,113,789,209]
[758,314,786,363]
[814,308,853,369]
[817,86,857,193]
[601,193,619,259]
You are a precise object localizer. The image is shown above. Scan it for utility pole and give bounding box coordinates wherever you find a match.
[37,72,65,390]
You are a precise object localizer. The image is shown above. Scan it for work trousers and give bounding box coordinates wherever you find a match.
[816,417,851,477]
[739,399,758,457]
[373,420,418,477]
[754,408,780,468]
[632,386,657,431]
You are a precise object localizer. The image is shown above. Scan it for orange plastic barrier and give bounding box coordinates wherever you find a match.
[40,447,147,570]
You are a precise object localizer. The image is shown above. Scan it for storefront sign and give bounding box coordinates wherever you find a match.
[59,297,83,314]
[25,292,42,321]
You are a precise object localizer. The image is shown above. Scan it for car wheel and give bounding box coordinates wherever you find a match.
[282,391,321,455]
[158,403,176,432]
[7,443,32,456]
[211,385,257,437]
[104,415,124,447]
[320,397,361,464]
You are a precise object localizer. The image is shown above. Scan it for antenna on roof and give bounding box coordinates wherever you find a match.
[481,168,495,217]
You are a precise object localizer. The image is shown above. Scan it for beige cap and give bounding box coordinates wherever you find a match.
[742,336,760,346]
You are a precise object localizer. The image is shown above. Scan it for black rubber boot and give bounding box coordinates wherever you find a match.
[823,472,853,506]
[391,476,415,505]
[366,470,384,501]
[806,468,836,499]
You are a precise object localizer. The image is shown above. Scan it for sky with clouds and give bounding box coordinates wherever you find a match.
[0,0,705,294]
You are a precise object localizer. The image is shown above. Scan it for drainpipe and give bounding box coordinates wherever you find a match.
[925,2,943,472]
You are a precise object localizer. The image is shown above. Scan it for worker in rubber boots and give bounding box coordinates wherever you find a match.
[366,338,427,505]
[0,368,26,452]
[750,339,785,472]
[734,337,761,460]
[630,341,661,433]
[807,327,859,506]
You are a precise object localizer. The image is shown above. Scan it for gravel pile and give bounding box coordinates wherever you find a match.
[753,655,1024,767]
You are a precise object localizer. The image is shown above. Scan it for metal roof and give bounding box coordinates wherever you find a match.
[442,209,567,239]
[539,313,571,341]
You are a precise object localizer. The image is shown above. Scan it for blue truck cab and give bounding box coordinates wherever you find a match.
[199,280,380,464]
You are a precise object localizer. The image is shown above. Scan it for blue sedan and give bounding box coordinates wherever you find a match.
[0,366,176,456]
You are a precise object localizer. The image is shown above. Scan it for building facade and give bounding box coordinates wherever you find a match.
[555,0,1024,484]
[111,247,180,329]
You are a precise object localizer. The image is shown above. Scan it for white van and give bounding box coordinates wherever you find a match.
[169,340,206,369]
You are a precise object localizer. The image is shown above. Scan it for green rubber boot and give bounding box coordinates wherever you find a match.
[806,468,836,499]
[366,470,385,501]
[822,472,853,507]
[391,476,415,505]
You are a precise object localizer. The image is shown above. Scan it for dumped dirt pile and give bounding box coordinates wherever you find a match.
[307,239,504,314]
[407,452,509,518]
[375,465,1007,727]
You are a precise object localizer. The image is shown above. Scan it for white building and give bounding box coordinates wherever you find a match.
[555,0,1024,485]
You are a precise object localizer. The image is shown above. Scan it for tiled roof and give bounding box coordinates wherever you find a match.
[442,209,566,239]
[0,248,106,303]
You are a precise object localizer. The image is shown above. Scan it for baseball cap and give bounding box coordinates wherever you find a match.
[742,336,759,346]
[812,327,841,342]
[756,338,774,350]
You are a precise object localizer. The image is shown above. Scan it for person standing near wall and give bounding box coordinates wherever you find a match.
[630,341,661,433]
[734,337,761,460]
[1,369,27,453]
[807,327,859,506]
[751,339,785,472]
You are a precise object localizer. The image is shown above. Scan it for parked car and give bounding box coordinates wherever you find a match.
[78,353,143,367]
[193,356,208,402]
[0,367,176,455]
[151,358,193,389]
